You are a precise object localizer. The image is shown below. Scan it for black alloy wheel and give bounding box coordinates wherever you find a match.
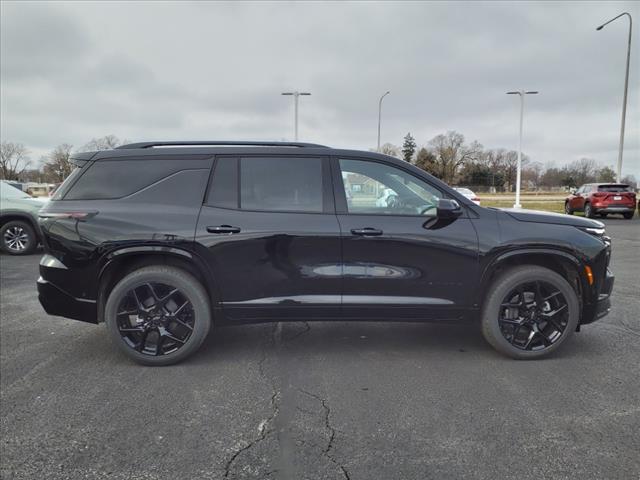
[498,281,569,351]
[105,266,211,366]
[116,282,195,356]
[481,265,579,359]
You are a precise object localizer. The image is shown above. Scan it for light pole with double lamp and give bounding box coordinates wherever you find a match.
[507,90,538,209]
[281,91,311,141]
[596,12,633,182]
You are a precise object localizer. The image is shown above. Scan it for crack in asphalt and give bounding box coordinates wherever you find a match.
[282,321,311,342]
[224,324,281,479]
[298,388,351,480]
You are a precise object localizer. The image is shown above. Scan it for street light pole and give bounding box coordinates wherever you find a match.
[377,91,390,152]
[281,91,311,141]
[507,90,539,209]
[597,12,633,183]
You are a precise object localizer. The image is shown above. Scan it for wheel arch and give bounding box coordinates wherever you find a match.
[0,212,41,239]
[96,246,220,324]
[477,249,586,314]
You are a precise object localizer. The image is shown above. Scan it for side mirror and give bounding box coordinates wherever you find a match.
[437,199,463,219]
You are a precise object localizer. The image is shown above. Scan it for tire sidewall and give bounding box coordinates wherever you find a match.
[481,266,579,359]
[584,203,593,218]
[104,266,211,366]
[0,220,37,255]
[564,202,572,215]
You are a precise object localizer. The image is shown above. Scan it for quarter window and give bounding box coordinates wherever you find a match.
[64,159,187,200]
[339,159,442,216]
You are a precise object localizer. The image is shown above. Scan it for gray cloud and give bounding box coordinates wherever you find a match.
[1,0,638,177]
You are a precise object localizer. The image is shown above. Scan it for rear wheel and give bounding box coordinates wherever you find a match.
[0,220,37,255]
[600,213,608,218]
[623,212,634,219]
[564,202,573,215]
[104,265,211,366]
[481,266,579,359]
[584,202,594,218]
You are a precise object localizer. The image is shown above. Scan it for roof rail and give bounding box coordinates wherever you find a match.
[116,141,329,149]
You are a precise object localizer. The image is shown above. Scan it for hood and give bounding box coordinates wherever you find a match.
[499,208,604,228]
[0,196,45,213]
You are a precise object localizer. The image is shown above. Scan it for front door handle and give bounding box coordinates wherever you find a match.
[207,225,241,234]
[351,227,383,236]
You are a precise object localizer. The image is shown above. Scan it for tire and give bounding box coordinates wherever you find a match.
[481,265,579,360]
[104,265,211,366]
[564,202,573,215]
[623,212,634,220]
[600,213,608,218]
[584,202,594,218]
[0,220,37,255]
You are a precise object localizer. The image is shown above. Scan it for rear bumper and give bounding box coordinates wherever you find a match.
[592,205,634,213]
[581,268,614,325]
[37,277,98,324]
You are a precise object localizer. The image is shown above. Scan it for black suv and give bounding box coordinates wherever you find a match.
[37,141,614,365]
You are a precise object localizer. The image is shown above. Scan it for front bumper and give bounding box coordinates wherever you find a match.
[37,277,97,324]
[581,268,615,324]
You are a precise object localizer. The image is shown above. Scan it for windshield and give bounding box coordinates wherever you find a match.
[0,181,31,199]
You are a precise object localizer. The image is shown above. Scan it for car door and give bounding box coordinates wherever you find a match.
[195,155,342,321]
[333,156,479,321]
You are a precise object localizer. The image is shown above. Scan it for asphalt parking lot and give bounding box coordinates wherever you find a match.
[1,217,639,480]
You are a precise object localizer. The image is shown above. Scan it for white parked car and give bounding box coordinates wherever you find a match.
[454,187,481,206]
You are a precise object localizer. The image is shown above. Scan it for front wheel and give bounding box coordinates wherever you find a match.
[481,266,579,359]
[104,265,211,366]
[564,202,573,215]
[623,212,634,219]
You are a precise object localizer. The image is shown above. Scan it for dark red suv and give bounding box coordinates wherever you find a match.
[565,183,636,219]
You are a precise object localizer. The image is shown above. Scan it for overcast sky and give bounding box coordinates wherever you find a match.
[1,1,638,178]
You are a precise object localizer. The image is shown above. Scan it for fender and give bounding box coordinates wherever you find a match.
[476,247,587,306]
[96,244,223,322]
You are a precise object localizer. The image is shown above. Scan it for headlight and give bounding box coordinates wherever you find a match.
[583,227,605,236]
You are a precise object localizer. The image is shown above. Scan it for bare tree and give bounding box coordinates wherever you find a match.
[80,134,126,152]
[42,144,74,183]
[379,143,401,158]
[597,166,616,183]
[427,131,482,183]
[0,142,31,180]
[563,158,598,187]
[415,147,438,176]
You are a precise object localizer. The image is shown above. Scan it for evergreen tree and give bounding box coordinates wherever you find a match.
[401,133,417,163]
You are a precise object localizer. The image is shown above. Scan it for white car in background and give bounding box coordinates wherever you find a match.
[454,187,481,206]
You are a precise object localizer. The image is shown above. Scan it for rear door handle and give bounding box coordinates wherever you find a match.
[350,227,383,236]
[207,225,241,234]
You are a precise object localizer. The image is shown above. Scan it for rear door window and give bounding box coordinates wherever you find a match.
[240,157,324,213]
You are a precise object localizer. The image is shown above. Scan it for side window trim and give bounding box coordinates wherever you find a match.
[331,156,447,217]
